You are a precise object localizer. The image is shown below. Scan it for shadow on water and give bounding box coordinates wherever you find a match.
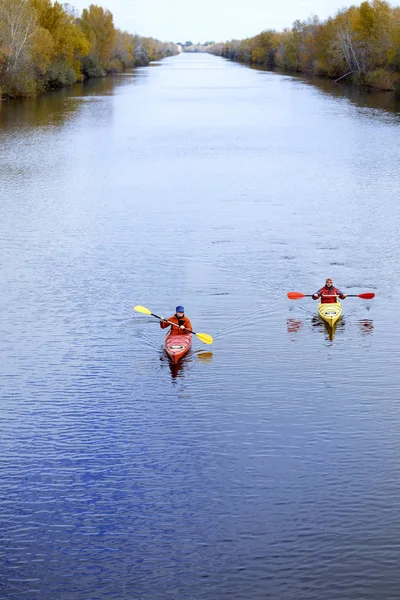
[0,71,141,130]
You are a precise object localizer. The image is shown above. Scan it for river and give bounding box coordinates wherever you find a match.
[1,53,400,600]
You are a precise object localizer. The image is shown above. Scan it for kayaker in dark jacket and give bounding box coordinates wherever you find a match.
[160,306,193,336]
[312,279,347,304]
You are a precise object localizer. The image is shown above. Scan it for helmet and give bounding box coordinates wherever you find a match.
[175,305,184,313]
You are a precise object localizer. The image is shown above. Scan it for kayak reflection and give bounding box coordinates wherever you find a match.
[311,316,345,341]
[287,316,374,342]
[168,359,187,380]
[286,316,342,341]
[159,348,213,380]
[160,351,192,380]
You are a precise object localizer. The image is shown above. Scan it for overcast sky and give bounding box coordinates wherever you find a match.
[70,0,361,43]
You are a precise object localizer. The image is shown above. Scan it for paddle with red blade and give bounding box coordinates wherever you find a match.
[287,292,375,300]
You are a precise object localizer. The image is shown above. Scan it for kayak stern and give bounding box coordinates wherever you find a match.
[165,333,192,364]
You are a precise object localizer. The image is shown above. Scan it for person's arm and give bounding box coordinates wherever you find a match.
[160,316,172,329]
[178,317,192,331]
[312,288,322,300]
[182,317,192,331]
[337,289,347,299]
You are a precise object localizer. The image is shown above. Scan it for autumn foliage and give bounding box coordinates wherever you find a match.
[210,0,400,92]
[0,0,179,97]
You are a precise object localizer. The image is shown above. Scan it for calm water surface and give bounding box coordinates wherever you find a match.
[1,54,400,599]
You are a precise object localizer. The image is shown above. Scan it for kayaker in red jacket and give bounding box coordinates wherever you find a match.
[160,306,193,336]
[312,278,347,304]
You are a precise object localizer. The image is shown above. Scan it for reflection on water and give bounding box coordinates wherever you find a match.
[295,75,400,117]
[358,319,374,335]
[160,351,192,381]
[287,317,303,336]
[0,72,141,130]
[160,349,213,380]
[250,64,400,116]
[286,315,342,342]
[287,315,374,342]
[195,351,213,363]
[311,316,345,341]
[308,76,400,116]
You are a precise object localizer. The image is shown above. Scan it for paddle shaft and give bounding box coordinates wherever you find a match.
[151,312,198,336]
[134,305,212,344]
[288,292,374,299]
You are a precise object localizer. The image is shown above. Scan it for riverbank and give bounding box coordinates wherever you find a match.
[0,53,177,102]
[0,0,179,99]
[209,0,400,96]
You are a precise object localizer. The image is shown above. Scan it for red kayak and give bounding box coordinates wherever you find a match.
[165,333,192,364]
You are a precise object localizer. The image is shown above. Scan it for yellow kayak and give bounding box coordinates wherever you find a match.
[318,301,342,327]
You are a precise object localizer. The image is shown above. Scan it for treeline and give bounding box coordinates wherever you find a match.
[178,41,215,52]
[210,0,400,93]
[181,44,215,53]
[0,0,179,98]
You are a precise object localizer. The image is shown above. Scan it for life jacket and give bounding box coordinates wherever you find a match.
[317,286,342,304]
[160,315,193,335]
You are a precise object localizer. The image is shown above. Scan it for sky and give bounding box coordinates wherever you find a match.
[70,0,362,43]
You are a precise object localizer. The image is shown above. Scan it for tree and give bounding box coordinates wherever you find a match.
[29,0,89,82]
[112,29,134,69]
[251,30,277,67]
[79,4,116,68]
[0,0,37,72]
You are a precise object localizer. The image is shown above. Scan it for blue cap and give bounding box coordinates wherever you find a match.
[176,306,184,313]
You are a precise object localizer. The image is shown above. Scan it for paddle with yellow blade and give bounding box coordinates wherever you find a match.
[287,292,375,300]
[134,305,213,345]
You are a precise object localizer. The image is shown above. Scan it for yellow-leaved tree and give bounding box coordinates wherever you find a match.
[29,0,89,88]
[78,4,116,76]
